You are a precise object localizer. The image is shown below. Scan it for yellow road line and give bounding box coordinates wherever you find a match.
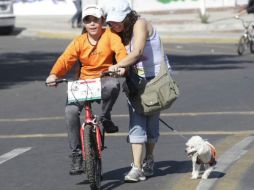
[214,147,254,190]
[1,111,254,122]
[37,31,77,39]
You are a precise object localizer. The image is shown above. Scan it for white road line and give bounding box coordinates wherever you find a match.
[1,131,254,139]
[0,147,32,165]
[0,111,254,122]
[196,136,254,190]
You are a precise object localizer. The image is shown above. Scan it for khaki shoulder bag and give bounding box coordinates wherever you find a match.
[123,41,180,115]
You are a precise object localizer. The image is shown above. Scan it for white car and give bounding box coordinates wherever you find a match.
[0,0,15,34]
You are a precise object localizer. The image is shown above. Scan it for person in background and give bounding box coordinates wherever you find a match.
[247,0,254,13]
[71,0,82,28]
[46,4,127,175]
[104,0,171,183]
[238,0,254,16]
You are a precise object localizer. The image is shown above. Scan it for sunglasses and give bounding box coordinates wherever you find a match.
[83,16,102,24]
[106,21,123,27]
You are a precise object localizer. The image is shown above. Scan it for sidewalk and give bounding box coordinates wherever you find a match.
[15,8,252,43]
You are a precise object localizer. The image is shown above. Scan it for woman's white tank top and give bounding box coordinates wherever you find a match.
[127,27,170,78]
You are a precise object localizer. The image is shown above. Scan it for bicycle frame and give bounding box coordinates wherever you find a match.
[235,16,254,55]
[80,101,105,160]
[240,17,254,37]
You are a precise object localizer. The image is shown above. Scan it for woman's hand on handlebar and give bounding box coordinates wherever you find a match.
[116,67,126,76]
[45,74,58,87]
[108,65,125,76]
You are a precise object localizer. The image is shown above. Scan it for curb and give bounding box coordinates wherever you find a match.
[20,30,239,44]
[160,35,239,44]
[20,30,78,40]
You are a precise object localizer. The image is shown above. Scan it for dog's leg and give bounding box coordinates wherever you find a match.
[191,155,200,179]
[202,164,213,179]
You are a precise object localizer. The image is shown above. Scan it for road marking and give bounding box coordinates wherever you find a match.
[1,131,254,139]
[0,147,32,165]
[213,147,254,190]
[196,136,254,190]
[0,133,67,139]
[0,111,254,122]
[0,116,64,122]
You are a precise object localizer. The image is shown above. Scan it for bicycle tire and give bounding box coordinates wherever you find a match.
[250,40,254,53]
[237,36,248,55]
[83,124,102,190]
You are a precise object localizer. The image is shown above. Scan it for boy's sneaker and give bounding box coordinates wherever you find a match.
[142,156,154,177]
[100,117,119,133]
[124,163,146,182]
[69,152,84,175]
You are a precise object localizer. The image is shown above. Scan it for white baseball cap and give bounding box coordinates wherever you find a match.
[105,0,132,23]
[82,5,104,20]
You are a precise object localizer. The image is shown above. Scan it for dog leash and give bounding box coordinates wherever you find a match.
[159,118,188,140]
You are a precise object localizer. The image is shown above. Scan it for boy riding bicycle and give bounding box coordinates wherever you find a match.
[46,4,127,175]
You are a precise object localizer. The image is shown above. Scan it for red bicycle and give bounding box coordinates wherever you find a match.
[48,71,116,190]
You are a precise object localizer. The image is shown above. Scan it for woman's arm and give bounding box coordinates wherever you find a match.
[110,19,149,71]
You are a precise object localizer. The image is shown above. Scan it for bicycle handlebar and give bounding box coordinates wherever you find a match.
[45,71,120,86]
[235,15,254,29]
[100,70,120,77]
[45,79,67,86]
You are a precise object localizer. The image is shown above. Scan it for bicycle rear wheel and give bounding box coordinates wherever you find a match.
[250,40,254,53]
[83,124,102,190]
[237,36,248,55]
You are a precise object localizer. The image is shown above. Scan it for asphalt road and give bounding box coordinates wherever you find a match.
[0,34,254,190]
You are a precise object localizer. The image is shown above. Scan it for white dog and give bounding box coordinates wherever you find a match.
[185,135,217,179]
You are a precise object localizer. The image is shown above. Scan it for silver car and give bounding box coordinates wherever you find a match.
[0,0,15,34]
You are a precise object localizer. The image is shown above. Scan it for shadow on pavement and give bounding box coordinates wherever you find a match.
[1,49,249,89]
[0,51,77,89]
[0,52,57,89]
[12,27,26,36]
[154,160,191,177]
[168,54,250,71]
[99,160,191,190]
[209,171,225,179]
[0,27,25,36]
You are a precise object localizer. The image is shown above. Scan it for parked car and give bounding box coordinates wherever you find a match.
[0,0,15,35]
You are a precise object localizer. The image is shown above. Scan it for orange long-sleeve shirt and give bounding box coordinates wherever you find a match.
[50,28,127,79]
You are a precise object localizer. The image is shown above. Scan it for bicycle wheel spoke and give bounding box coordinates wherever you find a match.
[83,124,102,190]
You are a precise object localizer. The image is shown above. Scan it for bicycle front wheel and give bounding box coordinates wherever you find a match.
[84,124,102,190]
[237,36,248,55]
[250,40,254,53]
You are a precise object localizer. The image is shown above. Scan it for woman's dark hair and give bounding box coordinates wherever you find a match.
[119,10,140,45]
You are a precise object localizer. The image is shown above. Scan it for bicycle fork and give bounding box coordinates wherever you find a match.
[80,124,103,159]
[80,103,103,161]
